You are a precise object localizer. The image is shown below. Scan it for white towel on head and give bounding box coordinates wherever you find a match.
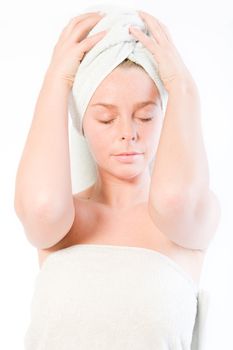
[68,3,168,193]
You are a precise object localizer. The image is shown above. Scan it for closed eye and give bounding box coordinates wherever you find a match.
[99,117,153,124]
[140,117,153,122]
[99,120,114,124]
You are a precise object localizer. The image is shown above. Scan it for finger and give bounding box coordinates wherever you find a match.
[68,13,105,44]
[53,30,107,88]
[60,12,104,42]
[137,10,167,45]
[75,30,107,62]
[156,19,173,43]
[129,26,159,55]
[67,12,104,33]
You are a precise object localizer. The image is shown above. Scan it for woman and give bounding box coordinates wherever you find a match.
[14,6,220,350]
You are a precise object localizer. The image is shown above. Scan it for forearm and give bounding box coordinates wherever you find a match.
[14,67,73,220]
[149,80,210,210]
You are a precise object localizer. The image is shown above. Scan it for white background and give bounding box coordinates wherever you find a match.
[0,0,232,348]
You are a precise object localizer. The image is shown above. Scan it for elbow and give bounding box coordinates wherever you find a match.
[149,187,195,218]
[16,200,75,250]
[15,192,70,225]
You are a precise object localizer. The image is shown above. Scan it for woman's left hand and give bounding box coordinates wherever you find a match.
[129,10,196,93]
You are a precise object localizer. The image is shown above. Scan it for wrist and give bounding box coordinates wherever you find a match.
[165,74,198,95]
[44,65,74,92]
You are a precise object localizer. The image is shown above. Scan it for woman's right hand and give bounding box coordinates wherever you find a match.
[46,12,107,88]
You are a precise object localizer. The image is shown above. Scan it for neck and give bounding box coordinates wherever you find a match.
[88,167,151,210]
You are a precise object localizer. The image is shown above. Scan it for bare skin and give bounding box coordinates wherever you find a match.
[37,66,206,287]
[38,186,206,287]
[15,9,210,288]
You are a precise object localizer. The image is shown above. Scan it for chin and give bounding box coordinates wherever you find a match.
[110,166,147,178]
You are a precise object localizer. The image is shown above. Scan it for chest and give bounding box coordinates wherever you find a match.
[38,199,205,286]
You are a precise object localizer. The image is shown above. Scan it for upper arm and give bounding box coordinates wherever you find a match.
[148,188,221,251]
[15,196,76,249]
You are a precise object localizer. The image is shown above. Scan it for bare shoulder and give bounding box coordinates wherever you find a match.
[36,189,208,285]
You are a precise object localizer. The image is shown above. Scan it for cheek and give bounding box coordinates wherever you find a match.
[152,118,162,135]
[88,134,111,159]
[144,119,161,137]
[145,121,162,149]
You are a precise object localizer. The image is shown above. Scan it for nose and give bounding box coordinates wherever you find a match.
[119,118,137,141]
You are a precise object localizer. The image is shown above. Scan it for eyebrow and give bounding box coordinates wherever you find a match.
[90,100,159,109]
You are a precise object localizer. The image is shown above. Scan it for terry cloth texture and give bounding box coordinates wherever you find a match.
[23,244,210,350]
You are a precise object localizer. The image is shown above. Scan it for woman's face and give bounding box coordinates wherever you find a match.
[82,66,163,179]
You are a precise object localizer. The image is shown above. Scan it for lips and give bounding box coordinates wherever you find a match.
[115,152,142,156]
